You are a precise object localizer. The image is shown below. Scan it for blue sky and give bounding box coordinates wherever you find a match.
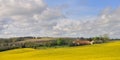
[45,0,120,20]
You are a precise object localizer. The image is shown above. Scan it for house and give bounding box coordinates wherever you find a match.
[72,39,94,46]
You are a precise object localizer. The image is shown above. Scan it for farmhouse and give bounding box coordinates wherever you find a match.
[72,39,94,45]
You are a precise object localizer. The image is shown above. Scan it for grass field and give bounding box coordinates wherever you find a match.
[0,41,120,60]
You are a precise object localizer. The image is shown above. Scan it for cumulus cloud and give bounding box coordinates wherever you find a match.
[0,0,46,17]
[0,0,120,38]
[0,0,64,37]
[52,7,120,38]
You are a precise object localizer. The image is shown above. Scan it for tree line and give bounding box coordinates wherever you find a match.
[0,35,112,52]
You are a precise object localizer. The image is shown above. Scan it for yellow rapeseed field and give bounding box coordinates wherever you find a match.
[0,41,120,60]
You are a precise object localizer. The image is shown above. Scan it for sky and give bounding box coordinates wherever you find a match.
[0,0,120,38]
[45,0,120,19]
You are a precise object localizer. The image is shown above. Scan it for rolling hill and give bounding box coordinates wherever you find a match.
[0,41,120,60]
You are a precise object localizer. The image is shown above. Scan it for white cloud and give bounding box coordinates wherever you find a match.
[0,0,64,37]
[52,7,120,38]
[0,0,46,17]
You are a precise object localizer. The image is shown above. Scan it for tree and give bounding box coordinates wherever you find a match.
[92,34,110,43]
[56,38,64,46]
[102,34,110,43]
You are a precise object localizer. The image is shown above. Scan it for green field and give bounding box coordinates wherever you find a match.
[0,41,120,60]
